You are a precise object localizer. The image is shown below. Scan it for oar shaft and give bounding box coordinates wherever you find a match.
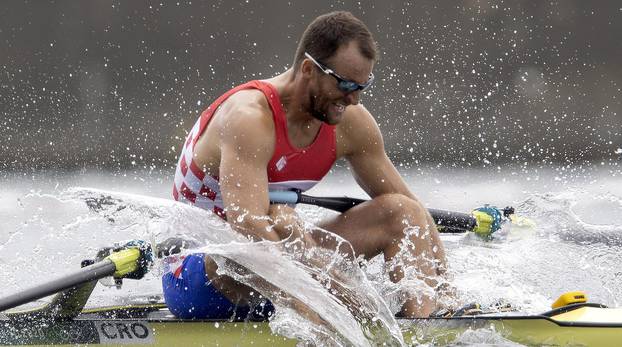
[297,194,366,213]
[268,191,477,232]
[0,260,116,312]
[428,208,477,231]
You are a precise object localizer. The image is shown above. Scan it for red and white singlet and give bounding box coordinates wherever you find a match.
[173,80,337,218]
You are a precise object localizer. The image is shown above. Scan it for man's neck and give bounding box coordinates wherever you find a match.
[265,69,323,148]
[267,69,321,130]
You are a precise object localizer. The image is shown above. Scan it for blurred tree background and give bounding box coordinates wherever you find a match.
[1,0,620,172]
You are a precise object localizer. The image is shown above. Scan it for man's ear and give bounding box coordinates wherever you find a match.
[300,58,314,79]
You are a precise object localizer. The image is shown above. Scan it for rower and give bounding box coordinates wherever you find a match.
[166,11,449,319]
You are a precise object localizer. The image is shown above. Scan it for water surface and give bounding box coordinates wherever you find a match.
[1,165,621,345]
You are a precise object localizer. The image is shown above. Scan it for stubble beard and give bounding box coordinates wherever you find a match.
[309,94,329,123]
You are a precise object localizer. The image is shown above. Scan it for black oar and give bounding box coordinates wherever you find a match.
[0,247,144,313]
[269,190,515,235]
[0,260,116,313]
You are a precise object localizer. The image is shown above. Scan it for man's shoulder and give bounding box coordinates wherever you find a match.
[211,87,274,132]
[337,104,378,134]
[214,88,276,145]
[336,104,382,157]
[222,88,272,117]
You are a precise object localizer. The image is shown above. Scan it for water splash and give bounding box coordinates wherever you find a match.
[446,189,622,311]
[6,187,404,346]
[3,183,622,346]
[203,238,404,346]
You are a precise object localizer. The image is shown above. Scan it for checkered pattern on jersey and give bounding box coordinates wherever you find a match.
[172,119,225,219]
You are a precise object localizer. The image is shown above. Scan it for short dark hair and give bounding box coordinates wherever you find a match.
[293,11,378,72]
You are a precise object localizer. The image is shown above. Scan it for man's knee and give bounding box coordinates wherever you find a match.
[373,194,426,219]
[372,194,431,237]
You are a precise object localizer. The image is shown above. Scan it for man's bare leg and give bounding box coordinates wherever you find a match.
[318,193,448,317]
[202,196,447,318]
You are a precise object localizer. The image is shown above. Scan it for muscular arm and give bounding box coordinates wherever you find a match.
[217,99,309,243]
[338,105,418,201]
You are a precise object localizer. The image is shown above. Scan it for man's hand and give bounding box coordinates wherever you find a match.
[269,204,317,248]
[156,237,200,257]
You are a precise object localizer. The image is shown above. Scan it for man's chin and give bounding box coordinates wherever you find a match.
[325,109,346,125]
[311,109,327,122]
[311,109,342,125]
[324,115,341,125]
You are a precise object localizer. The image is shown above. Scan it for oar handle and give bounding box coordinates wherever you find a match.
[269,191,477,232]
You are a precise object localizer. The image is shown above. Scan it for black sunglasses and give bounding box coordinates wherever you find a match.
[305,52,374,93]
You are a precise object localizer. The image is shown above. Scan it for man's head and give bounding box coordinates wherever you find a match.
[294,11,378,124]
[293,11,377,73]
